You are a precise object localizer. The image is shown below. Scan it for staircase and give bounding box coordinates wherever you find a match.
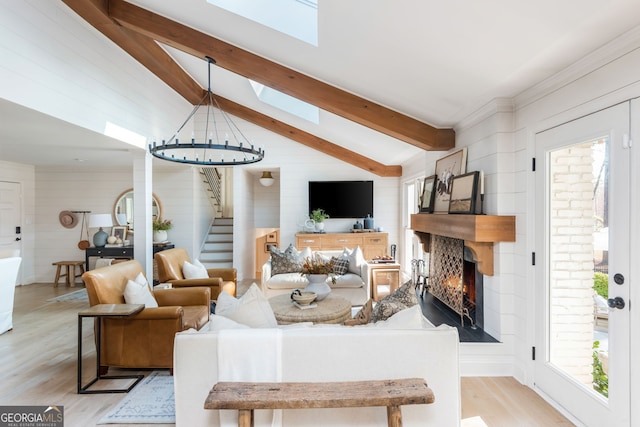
[199,217,233,269]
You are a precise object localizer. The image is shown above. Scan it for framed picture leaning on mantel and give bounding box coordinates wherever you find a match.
[448,171,480,214]
[433,148,467,213]
[419,175,437,213]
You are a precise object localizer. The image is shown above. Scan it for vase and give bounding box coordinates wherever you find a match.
[315,222,325,232]
[304,274,331,301]
[153,230,168,243]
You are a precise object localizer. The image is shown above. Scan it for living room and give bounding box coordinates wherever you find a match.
[2,1,640,426]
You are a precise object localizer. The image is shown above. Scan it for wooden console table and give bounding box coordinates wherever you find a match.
[204,378,434,427]
[296,232,388,260]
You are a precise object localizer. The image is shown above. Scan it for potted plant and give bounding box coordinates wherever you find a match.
[310,208,329,232]
[152,218,172,243]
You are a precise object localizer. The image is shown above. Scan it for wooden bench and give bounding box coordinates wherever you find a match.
[52,261,85,287]
[204,378,434,427]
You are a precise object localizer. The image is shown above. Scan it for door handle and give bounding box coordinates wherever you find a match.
[15,237,21,242]
[607,296,625,310]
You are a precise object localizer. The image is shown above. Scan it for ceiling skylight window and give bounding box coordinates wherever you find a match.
[250,81,319,124]
[104,122,147,148]
[207,0,318,46]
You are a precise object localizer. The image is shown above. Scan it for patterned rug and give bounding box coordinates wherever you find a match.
[97,371,175,424]
[46,288,88,302]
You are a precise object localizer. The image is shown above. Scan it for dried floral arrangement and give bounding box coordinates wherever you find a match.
[300,255,336,284]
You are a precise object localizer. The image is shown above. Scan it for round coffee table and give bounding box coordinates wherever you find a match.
[268,294,352,325]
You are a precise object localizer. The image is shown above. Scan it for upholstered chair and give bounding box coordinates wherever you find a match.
[82,260,210,372]
[154,248,236,300]
[0,256,22,335]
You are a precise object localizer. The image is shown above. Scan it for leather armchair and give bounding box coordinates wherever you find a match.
[155,248,236,300]
[82,260,210,371]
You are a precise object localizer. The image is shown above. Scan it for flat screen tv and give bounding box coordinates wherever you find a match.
[308,181,373,219]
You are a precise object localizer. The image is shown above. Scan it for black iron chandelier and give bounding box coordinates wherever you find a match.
[149,56,264,166]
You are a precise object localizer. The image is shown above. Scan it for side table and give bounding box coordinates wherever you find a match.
[368,262,401,301]
[77,304,145,394]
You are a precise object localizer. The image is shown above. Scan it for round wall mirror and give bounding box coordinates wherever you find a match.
[113,189,161,231]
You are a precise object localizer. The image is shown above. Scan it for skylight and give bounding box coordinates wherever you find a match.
[250,81,319,124]
[104,122,147,148]
[207,0,318,46]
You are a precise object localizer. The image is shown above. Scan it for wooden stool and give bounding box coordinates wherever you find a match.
[52,261,85,287]
[205,378,434,427]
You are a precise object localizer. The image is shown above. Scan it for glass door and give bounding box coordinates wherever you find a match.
[534,103,630,426]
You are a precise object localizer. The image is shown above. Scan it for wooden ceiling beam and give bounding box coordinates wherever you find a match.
[61,0,402,176]
[213,96,402,177]
[107,0,455,151]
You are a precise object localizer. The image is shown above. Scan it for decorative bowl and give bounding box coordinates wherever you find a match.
[291,290,317,306]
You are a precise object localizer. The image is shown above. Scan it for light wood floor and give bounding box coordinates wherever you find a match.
[0,283,575,426]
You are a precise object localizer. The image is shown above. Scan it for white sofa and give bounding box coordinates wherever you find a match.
[0,255,22,335]
[261,249,371,306]
[174,319,461,426]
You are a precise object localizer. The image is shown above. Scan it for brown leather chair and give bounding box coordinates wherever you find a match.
[154,248,236,300]
[82,260,210,372]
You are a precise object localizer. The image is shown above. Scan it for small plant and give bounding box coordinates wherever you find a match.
[592,341,608,397]
[152,218,173,231]
[593,272,608,298]
[309,208,329,223]
[300,255,336,283]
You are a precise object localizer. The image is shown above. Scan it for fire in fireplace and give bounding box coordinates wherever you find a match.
[428,235,484,329]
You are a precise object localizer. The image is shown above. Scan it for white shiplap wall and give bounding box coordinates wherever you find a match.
[0,161,35,285]
[0,1,191,150]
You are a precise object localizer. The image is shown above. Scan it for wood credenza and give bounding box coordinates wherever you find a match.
[296,232,388,261]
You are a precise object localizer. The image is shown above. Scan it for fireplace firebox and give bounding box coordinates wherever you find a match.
[428,235,483,328]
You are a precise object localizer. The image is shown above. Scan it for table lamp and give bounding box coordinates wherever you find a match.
[89,214,113,247]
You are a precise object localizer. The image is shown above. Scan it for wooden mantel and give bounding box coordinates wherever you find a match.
[410,214,516,276]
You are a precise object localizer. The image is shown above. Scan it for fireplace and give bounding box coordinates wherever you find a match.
[410,213,515,333]
[428,235,483,329]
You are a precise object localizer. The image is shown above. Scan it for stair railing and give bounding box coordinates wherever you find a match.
[201,167,223,215]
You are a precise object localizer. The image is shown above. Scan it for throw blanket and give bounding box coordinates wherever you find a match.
[95,258,114,269]
[218,329,283,427]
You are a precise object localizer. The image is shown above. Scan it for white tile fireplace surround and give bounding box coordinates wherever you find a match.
[410,214,515,336]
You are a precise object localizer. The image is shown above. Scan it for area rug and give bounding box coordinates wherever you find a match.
[47,288,88,302]
[97,371,175,424]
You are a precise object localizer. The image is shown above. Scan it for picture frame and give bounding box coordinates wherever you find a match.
[448,171,479,214]
[419,175,437,213]
[111,226,128,241]
[433,148,467,213]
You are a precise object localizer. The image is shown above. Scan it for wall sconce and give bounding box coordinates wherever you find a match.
[259,171,274,187]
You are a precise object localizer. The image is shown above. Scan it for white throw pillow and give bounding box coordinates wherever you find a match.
[207,314,251,331]
[123,277,158,308]
[183,259,208,279]
[372,305,425,329]
[342,246,366,275]
[134,271,148,285]
[215,283,278,328]
[298,246,313,261]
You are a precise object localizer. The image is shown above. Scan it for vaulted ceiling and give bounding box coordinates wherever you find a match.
[3,1,640,173]
[61,0,456,177]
